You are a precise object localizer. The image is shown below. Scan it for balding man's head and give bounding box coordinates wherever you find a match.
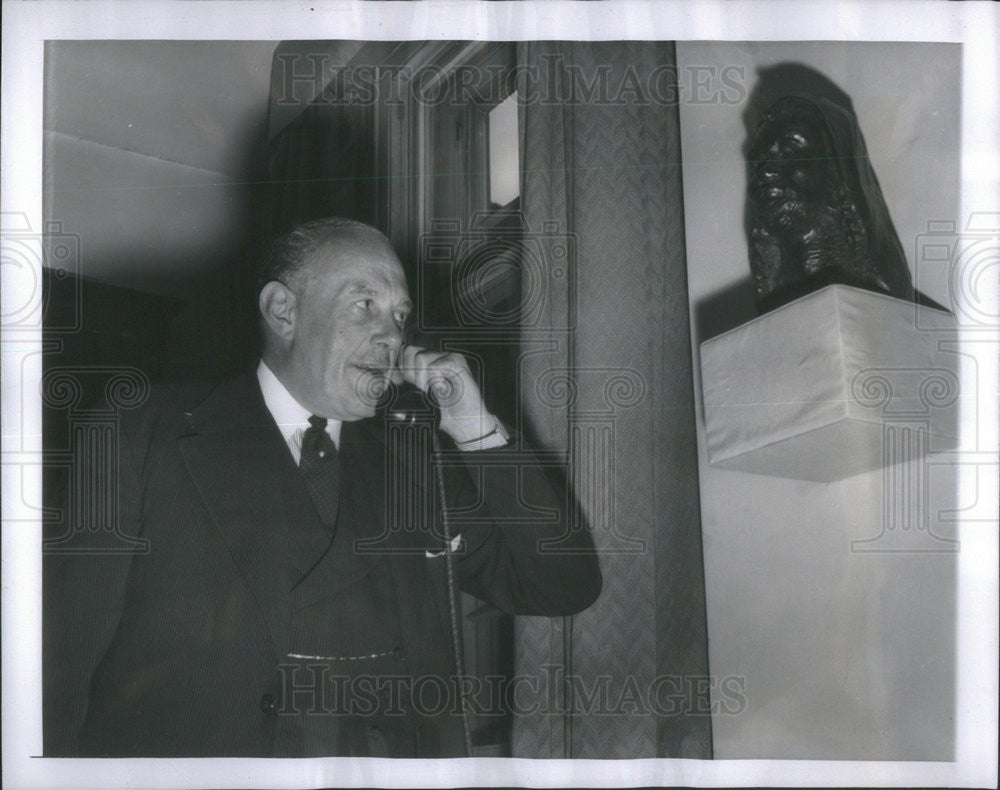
[256,218,412,420]
[256,217,395,298]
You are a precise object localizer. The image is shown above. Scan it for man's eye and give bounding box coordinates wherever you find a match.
[394,311,410,326]
[355,298,374,311]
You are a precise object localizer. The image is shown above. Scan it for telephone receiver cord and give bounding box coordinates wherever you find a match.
[431,429,474,756]
[383,382,473,754]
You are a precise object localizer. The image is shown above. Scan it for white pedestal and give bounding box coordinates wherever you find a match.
[700,285,959,482]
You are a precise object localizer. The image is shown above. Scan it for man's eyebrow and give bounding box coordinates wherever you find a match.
[341,280,378,295]
[339,280,413,311]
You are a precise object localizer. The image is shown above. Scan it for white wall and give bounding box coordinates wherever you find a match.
[677,41,960,760]
[44,41,277,297]
[45,131,255,296]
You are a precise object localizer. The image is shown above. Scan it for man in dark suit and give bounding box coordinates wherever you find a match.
[43,217,601,757]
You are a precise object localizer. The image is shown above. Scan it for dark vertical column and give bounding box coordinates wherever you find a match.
[651,47,712,756]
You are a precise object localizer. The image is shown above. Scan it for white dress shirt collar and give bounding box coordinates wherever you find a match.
[256,360,341,462]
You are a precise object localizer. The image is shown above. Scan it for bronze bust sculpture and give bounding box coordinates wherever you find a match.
[746,95,914,312]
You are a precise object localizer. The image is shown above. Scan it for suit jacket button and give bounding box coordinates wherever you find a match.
[260,693,277,715]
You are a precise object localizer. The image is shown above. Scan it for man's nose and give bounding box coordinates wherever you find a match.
[373,315,404,350]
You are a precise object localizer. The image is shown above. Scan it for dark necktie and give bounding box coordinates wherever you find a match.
[299,415,340,533]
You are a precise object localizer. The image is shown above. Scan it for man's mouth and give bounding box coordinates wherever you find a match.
[353,363,388,377]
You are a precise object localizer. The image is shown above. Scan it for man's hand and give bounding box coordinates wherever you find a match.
[396,345,496,444]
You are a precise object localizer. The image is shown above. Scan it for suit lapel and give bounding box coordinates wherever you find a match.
[176,372,305,653]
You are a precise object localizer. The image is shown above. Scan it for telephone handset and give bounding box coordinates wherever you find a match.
[375,381,440,426]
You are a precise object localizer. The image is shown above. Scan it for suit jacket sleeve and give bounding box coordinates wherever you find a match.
[437,431,602,617]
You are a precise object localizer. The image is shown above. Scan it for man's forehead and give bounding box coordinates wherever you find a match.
[301,250,408,310]
[308,233,406,279]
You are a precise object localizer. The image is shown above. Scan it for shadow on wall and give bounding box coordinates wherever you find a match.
[43,125,272,388]
[160,131,272,383]
[693,276,758,346]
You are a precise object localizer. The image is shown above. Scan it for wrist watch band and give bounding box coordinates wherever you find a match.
[454,416,509,451]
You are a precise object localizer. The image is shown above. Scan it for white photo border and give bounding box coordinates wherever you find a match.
[2,1,997,788]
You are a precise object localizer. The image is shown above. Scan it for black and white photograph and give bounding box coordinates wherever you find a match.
[2,1,997,788]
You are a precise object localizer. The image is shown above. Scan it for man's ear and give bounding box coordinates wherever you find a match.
[258,281,297,342]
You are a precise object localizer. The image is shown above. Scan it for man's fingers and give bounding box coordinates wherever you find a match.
[396,344,422,385]
[398,346,466,391]
[398,347,490,441]
[398,343,417,373]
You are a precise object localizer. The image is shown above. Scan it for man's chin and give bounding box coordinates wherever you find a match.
[334,398,378,422]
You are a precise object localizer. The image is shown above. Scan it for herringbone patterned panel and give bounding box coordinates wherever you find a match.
[514,42,712,759]
[513,41,573,757]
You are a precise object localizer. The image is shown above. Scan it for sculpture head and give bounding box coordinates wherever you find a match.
[746,95,913,311]
[748,102,835,236]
